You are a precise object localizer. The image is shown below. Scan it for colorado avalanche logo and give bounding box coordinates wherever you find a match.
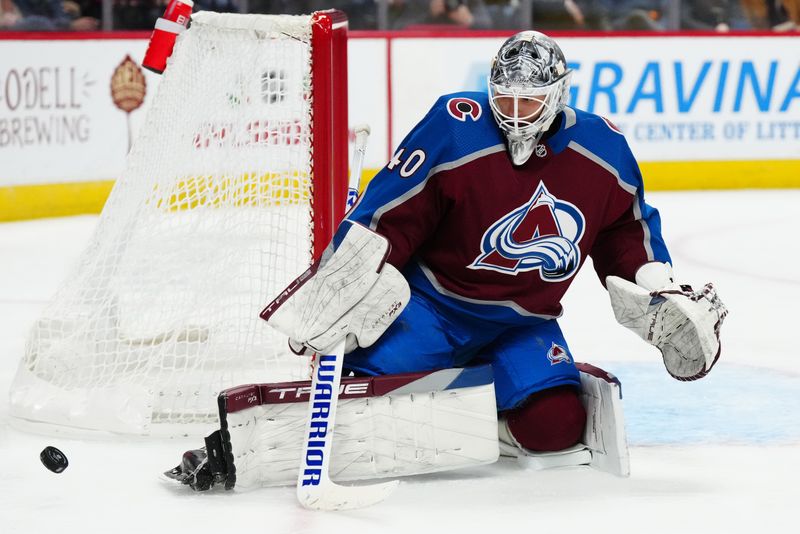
[547,343,571,365]
[447,97,482,122]
[469,181,585,281]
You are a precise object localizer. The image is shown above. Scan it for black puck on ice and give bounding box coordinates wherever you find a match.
[40,446,68,473]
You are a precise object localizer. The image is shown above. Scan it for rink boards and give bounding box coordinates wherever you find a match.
[1,31,798,221]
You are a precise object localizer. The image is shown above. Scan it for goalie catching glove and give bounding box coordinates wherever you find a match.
[607,262,728,381]
[261,221,410,355]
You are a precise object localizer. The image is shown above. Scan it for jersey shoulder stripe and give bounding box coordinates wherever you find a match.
[553,107,641,193]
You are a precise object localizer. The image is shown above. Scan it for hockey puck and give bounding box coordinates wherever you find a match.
[40,446,68,473]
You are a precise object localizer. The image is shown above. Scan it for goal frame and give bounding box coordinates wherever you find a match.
[310,9,349,260]
[8,10,351,438]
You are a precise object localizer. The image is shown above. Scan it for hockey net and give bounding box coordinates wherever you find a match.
[9,11,349,437]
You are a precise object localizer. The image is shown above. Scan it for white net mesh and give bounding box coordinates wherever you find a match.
[9,13,329,436]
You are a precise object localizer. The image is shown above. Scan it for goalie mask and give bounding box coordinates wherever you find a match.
[488,31,572,166]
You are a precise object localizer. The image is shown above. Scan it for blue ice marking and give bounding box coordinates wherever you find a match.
[610,362,800,446]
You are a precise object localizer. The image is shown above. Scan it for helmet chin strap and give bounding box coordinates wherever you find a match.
[506,113,556,166]
[508,137,536,166]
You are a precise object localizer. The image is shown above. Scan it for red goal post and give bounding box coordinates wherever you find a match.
[311,9,349,260]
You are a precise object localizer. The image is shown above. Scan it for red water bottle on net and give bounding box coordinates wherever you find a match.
[142,0,194,74]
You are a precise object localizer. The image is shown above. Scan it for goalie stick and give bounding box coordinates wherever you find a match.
[295,125,399,511]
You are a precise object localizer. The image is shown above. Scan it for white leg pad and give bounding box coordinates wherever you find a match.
[578,363,630,477]
[220,366,500,490]
[498,363,630,477]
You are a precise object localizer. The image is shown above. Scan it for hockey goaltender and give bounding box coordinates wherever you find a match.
[164,30,727,496]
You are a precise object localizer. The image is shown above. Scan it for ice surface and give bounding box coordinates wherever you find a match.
[1,191,798,533]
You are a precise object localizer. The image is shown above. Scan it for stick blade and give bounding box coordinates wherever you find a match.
[298,479,399,511]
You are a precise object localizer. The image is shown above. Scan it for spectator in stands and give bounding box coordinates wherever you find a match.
[113,0,160,30]
[592,0,666,30]
[572,0,625,29]
[74,0,100,20]
[1,0,19,27]
[484,0,524,29]
[740,0,797,30]
[521,0,609,30]
[773,0,799,29]
[251,0,308,14]
[781,0,799,29]
[390,0,493,30]
[194,0,239,12]
[739,0,769,27]
[484,0,607,31]
[0,0,98,30]
[681,0,732,31]
[308,0,378,30]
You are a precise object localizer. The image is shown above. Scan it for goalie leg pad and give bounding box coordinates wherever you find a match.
[214,365,500,491]
[577,362,630,477]
[498,363,630,477]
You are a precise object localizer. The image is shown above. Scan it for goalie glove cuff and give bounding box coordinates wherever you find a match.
[634,261,676,291]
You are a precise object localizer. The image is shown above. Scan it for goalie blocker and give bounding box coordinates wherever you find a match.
[164,362,629,490]
[261,220,410,356]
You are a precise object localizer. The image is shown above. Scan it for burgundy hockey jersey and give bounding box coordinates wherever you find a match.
[346,91,671,325]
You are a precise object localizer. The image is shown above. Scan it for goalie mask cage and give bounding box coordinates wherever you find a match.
[9,10,349,437]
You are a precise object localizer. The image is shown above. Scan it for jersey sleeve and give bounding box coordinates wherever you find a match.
[590,137,671,284]
[345,99,454,269]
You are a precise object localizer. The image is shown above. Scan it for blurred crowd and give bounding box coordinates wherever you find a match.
[1,0,99,29]
[0,0,798,32]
